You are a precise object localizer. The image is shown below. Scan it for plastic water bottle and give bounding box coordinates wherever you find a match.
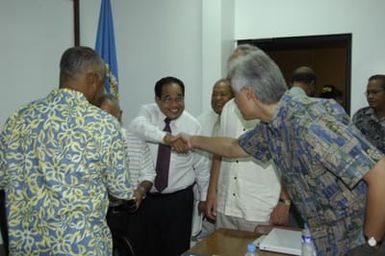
[301,224,317,256]
[244,243,258,256]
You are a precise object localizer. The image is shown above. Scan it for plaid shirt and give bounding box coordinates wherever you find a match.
[239,91,383,256]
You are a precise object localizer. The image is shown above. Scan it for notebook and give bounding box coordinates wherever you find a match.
[255,228,302,255]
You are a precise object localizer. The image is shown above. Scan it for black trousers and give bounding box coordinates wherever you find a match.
[140,185,194,256]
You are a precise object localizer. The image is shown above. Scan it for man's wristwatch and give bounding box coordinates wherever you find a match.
[365,235,382,248]
[278,198,291,206]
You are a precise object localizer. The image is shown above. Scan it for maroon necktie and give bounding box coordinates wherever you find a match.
[154,118,171,192]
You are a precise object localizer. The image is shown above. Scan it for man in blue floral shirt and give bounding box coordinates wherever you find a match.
[0,46,132,255]
[353,75,385,154]
[180,46,385,255]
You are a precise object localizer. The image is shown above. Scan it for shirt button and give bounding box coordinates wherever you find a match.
[233,193,236,196]
[236,160,239,163]
[234,177,237,180]
[243,128,246,131]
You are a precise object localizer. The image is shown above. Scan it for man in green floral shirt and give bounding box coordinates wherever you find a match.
[0,46,132,255]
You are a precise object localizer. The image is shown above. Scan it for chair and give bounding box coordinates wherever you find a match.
[112,231,136,256]
[107,199,137,256]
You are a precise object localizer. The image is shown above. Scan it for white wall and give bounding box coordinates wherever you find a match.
[235,0,385,115]
[80,0,204,125]
[2,0,384,128]
[0,0,73,127]
[201,0,235,112]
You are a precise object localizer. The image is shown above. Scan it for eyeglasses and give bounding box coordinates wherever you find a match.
[160,95,184,104]
[365,90,384,97]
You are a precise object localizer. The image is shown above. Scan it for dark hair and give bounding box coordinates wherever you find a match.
[319,85,342,99]
[154,76,185,97]
[368,74,385,91]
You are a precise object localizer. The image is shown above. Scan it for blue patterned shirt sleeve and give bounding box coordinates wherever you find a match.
[239,123,272,163]
[99,117,132,199]
[302,101,383,189]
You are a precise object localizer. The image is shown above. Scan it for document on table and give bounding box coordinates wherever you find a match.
[254,228,302,255]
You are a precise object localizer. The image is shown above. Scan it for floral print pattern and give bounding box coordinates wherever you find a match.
[0,89,131,255]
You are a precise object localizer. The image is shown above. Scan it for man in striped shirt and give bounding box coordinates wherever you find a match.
[97,94,155,255]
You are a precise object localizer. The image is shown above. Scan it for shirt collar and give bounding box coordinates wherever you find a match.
[157,108,184,129]
[51,88,88,103]
[268,91,293,130]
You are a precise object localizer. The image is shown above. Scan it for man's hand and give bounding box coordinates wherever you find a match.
[205,190,217,220]
[198,201,207,215]
[163,134,190,153]
[269,201,290,226]
[131,181,152,209]
[177,133,193,150]
[132,188,146,208]
[254,224,274,235]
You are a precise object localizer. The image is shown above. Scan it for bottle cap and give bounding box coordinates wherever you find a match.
[247,243,256,252]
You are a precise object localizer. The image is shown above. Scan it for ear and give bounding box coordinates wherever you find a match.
[244,86,257,100]
[86,72,103,105]
[155,95,161,104]
[86,72,99,88]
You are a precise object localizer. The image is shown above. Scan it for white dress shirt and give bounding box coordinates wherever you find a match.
[196,109,219,136]
[217,99,281,222]
[121,128,155,188]
[128,103,209,200]
[290,86,306,96]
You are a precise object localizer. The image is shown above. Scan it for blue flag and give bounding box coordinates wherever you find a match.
[95,0,119,97]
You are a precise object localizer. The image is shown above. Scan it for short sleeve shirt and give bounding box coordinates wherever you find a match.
[353,106,385,154]
[239,91,383,256]
[0,89,131,255]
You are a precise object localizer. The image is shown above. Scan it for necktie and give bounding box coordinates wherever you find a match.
[154,118,171,192]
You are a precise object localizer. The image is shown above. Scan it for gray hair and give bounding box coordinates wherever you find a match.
[60,46,105,83]
[228,48,288,104]
[227,44,258,71]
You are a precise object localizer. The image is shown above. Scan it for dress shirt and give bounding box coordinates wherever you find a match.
[0,88,131,255]
[289,86,307,96]
[239,90,383,255]
[218,99,280,222]
[129,103,209,200]
[196,109,219,136]
[122,128,155,188]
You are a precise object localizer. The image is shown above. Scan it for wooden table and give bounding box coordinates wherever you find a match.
[186,228,295,256]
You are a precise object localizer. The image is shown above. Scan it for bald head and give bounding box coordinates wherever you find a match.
[290,66,317,96]
[211,79,234,114]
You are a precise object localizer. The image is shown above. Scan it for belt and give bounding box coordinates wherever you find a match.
[148,184,194,197]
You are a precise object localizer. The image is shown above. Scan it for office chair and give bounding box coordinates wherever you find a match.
[107,199,137,256]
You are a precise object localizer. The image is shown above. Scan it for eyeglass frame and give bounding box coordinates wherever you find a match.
[160,95,184,104]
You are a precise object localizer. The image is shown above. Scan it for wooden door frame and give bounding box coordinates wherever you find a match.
[238,34,352,114]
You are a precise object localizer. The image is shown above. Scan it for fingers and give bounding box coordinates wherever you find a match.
[205,201,217,220]
[171,137,189,153]
[254,224,273,235]
[164,134,190,153]
[269,203,290,226]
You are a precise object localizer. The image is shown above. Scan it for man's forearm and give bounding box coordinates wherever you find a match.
[191,135,248,158]
[363,158,385,242]
[207,155,221,199]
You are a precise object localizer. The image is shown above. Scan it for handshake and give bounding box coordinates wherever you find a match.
[163,133,192,153]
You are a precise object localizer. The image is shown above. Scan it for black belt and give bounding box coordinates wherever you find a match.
[148,184,194,197]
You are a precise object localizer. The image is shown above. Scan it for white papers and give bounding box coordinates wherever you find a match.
[255,228,302,255]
